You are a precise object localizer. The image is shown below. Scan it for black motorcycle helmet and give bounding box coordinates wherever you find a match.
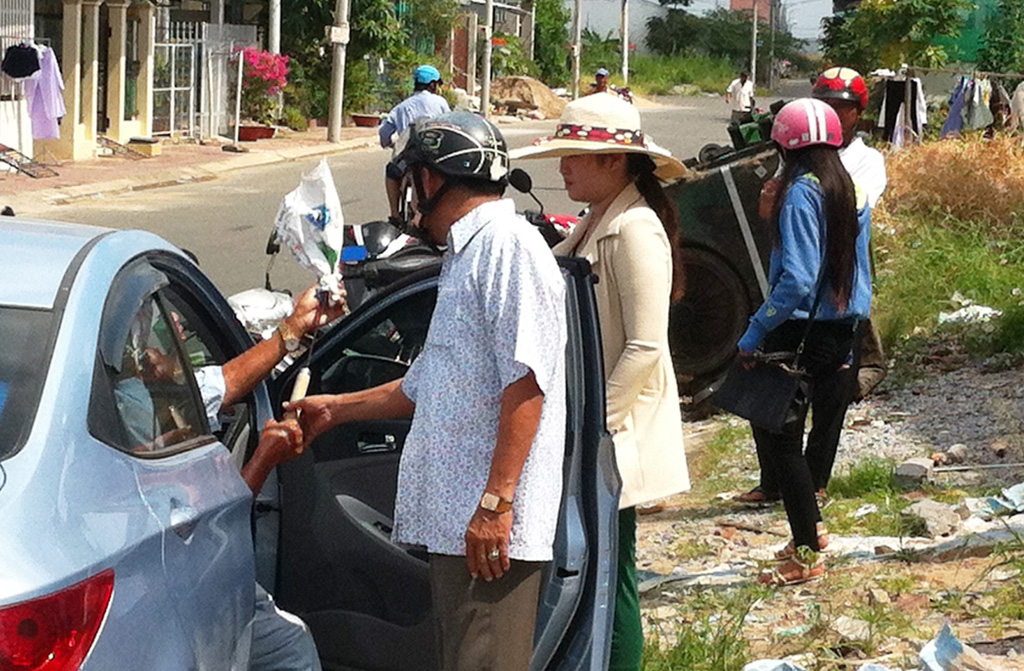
[394,111,510,217]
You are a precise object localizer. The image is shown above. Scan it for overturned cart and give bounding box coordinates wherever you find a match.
[668,142,778,408]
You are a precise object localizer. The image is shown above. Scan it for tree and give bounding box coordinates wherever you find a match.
[646,8,805,78]
[282,0,412,117]
[404,0,461,47]
[821,0,973,72]
[977,0,1024,75]
[533,0,571,86]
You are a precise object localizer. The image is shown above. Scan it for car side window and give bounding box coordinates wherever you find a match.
[108,296,208,455]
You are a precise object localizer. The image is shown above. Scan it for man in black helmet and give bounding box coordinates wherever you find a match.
[287,112,567,671]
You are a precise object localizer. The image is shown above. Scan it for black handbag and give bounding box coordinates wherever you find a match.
[711,265,828,433]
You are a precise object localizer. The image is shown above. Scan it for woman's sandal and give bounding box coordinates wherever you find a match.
[737,486,781,505]
[774,522,829,560]
[759,550,825,586]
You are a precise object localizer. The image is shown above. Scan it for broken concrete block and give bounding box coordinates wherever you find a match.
[947,443,968,463]
[989,439,1009,458]
[903,499,961,538]
[833,615,872,641]
[896,457,935,485]
[868,588,891,605]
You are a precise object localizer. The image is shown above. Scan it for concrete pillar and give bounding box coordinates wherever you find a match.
[41,0,84,160]
[81,0,102,142]
[209,0,224,25]
[136,1,156,136]
[106,1,130,142]
[269,0,281,53]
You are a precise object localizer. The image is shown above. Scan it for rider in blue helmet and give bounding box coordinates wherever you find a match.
[380,65,451,224]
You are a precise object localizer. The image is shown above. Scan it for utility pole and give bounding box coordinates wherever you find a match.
[750,1,758,88]
[326,0,350,143]
[268,0,280,53]
[572,0,582,98]
[480,0,494,117]
[620,0,629,85]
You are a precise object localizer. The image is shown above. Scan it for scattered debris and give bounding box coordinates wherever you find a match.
[715,518,788,536]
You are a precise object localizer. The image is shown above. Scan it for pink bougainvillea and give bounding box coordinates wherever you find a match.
[235,47,290,123]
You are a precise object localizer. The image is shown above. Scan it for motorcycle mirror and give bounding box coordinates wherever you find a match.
[509,168,545,214]
[508,168,533,194]
[265,229,281,256]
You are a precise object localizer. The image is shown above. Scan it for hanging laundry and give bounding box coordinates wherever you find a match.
[1010,81,1024,132]
[964,78,994,130]
[23,46,64,140]
[879,78,927,143]
[940,76,969,138]
[1,43,40,79]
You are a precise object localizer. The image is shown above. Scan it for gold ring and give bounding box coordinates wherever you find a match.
[488,549,500,560]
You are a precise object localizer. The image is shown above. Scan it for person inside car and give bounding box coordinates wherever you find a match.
[114,282,345,671]
[287,111,567,671]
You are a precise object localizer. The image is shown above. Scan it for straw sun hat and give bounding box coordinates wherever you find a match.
[509,92,687,181]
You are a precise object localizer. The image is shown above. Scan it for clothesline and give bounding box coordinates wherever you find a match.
[909,65,1024,80]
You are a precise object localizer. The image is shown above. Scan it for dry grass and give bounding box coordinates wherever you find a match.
[881,135,1024,235]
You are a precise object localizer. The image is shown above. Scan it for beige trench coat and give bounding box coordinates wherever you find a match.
[554,183,690,509]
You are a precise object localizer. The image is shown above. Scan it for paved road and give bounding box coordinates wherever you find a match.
[18,91,803,297]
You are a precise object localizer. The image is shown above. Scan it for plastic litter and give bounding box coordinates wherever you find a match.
[962,482,1024,520]
[937,305,1003,324]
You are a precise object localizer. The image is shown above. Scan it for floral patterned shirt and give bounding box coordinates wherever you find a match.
[395,198,567,561]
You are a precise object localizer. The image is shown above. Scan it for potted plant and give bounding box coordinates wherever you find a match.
[235,47,289,141]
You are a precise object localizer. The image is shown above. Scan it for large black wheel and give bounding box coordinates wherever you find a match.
[670,247,751,383]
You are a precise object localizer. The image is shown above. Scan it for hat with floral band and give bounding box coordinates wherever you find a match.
[509,93,687,181]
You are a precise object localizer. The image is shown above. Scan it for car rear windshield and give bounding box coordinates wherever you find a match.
[0,307,55,461]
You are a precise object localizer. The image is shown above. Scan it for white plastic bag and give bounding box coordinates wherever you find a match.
[273,159,349,298]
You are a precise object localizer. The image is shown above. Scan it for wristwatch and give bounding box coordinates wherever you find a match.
[277,320,302,353]
[479,492,513,514]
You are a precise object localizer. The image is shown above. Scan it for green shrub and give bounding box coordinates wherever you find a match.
[827,457,896,499]
[281,106,307,131]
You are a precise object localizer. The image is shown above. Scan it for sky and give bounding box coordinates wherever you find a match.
[685,0,834,41]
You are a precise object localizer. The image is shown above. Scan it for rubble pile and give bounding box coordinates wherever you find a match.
[490,76,567,120]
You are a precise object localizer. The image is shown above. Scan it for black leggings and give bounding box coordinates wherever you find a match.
[751,319,857,551]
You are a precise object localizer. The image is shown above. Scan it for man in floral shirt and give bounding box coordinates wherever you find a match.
[288,112,566,671]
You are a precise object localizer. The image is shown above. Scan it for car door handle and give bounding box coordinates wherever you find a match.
[169,504,199,543]
[356,432,398,454]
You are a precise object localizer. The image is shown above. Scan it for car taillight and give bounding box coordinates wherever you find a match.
[0,570,113,671]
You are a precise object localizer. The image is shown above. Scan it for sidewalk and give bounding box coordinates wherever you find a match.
[0,126,379,209]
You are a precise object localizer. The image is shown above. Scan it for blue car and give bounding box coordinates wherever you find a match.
[0,218,619,671]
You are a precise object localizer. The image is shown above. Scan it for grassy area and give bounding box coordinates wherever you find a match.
[643,584,766,671]
[870,136,1024,379]
[620,54,736,97]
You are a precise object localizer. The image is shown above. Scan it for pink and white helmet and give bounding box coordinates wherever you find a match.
[771,98,843,150]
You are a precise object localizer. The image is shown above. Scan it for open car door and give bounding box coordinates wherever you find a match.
[268,258,619,671]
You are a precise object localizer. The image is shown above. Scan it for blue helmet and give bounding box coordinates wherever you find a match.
[413,65,442,85]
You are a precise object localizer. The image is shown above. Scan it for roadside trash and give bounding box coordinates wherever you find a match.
[742,660,809,671]
[937,305,1002,325]
[961,482,1024,519]
[834,615,871,641]
[273,158,347,300]
[921,621,1012,671]
[853,503,878,518]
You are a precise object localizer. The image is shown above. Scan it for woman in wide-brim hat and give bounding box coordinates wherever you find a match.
[511,92,690,671]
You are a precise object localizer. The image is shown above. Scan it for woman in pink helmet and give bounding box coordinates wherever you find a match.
[735,98,872,585]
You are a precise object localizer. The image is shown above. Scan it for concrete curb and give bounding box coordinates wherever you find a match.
[21,136,377,207]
